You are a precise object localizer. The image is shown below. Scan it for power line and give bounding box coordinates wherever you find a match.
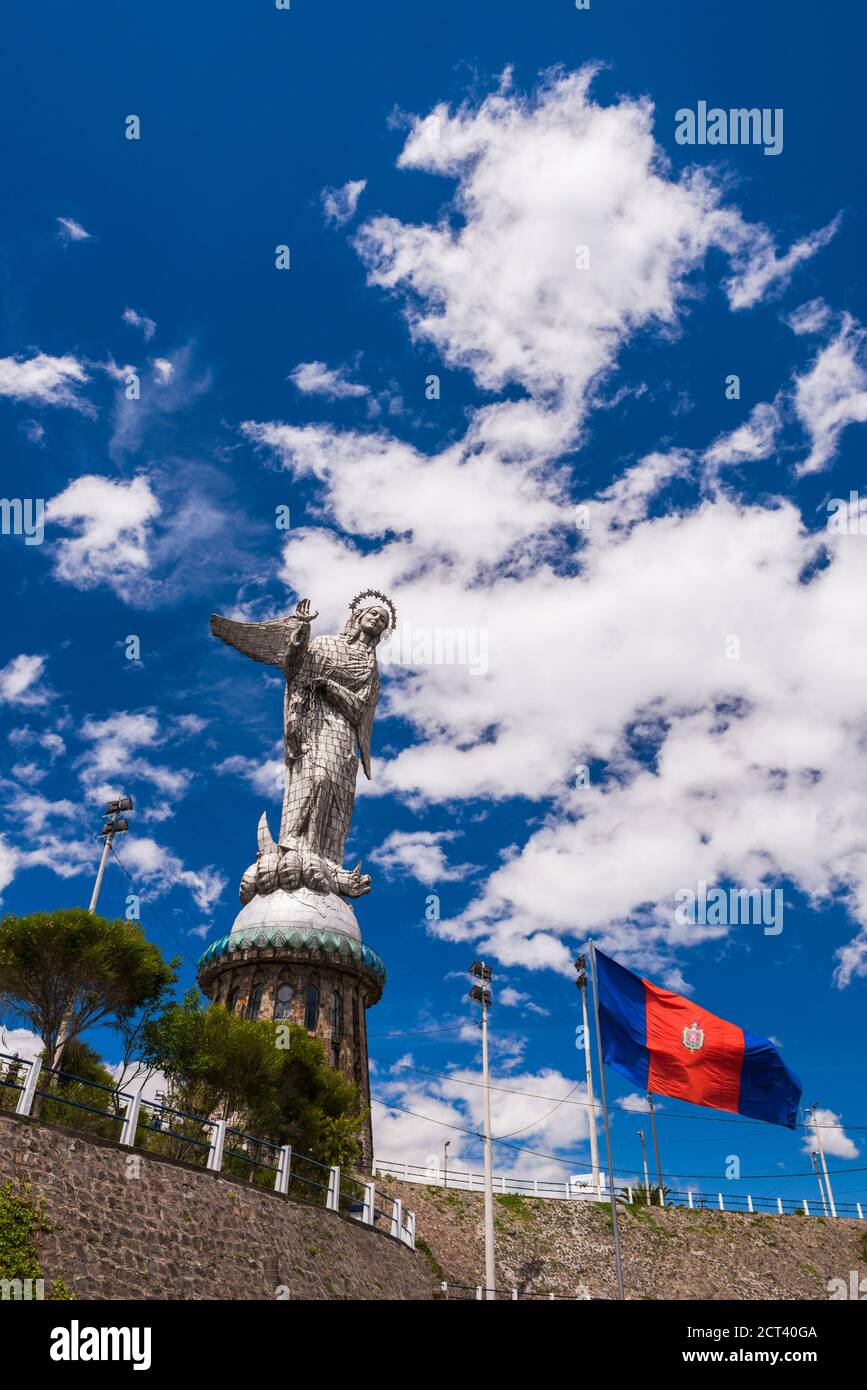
[371,1095,867,1183]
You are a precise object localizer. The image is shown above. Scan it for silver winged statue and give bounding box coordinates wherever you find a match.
[210,591,396,903]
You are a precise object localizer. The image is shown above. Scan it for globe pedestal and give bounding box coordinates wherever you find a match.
[197,889,386,1170]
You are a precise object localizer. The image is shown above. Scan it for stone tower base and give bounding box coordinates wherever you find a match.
[197,890,385,1170]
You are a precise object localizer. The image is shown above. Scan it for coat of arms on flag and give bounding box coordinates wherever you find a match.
[682,1020,704,1053]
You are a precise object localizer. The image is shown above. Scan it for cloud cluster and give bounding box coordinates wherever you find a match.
[0,352,90,410]
[46,475,161,593]
[241,70,867,990]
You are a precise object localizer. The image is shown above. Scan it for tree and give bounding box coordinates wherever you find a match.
[141,990,366,1169]
[0,909,177,1066]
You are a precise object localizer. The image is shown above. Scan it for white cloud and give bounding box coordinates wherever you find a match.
[77,711,192,803]
[19,419,46,446]
[245,70,867,988]
[119,836,226,913]
[792,316,867,474]
[498,986,530,1007]
[0,352,90,410]
[2,790,77,836]
[354,68,818,415]
[724,216,840,311]
[0,655,50,708]
[0,1026,43,1061]
[370,829,473,884]
[801,1108,858,1161]
[617,1093,653,1113]
[109,345,210,458]
[703,401,781,471]
[56,216,91,242]
[321,179,367,227]
[46,474,161,595]
[216,751,284,800]
[288,361,368,399]
[0,836,19,897]
[122,307,156,340]
[374,1059,594,1180]
[785,299,832,337]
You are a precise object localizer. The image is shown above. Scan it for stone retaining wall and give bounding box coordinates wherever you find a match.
[0,1111,431,1301]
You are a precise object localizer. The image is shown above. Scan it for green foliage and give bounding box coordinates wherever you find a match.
[0,1181,72,1298]
[141,990,365,1170]
[495,1193,534,1221]
[415,1236,445,1282]
[621,1184,671,1210]
[0,909,176,1061]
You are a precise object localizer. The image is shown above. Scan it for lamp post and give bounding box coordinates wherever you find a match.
[637,1128,650,1202]
[647,1092,664,1194]
[810,1103,836,1218]
[52,797,134,1071]
[469,960,495,1301]
[443,1139,450,1190]
[89,797,133,914]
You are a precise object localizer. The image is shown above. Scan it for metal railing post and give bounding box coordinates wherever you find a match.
[275,1145,292,1195]
[119,1090,143,1147]
[363,1181,375,1226]
[718,1192,724,1210]
[326,1165,340,1212]
[206,1119,227,1172]
[391,1196,403,1240]
[15,1058,42,1117]
[406,1209,416,1249]
[747,1194,753,1213]
[777,1197,784,1214]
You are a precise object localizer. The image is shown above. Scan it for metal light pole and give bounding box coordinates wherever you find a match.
[470,960,496,1301]
[811,1103,837,1218]
[89,797,133,914]
[810,1151,828,1216]
[443,1140,450,1190]
[647,1092,664,1194]
[637,1128,650,1201]
[574,956,602,1196]
[52,797,134,1070]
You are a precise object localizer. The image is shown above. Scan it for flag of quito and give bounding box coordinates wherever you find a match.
[595,950,802,1128]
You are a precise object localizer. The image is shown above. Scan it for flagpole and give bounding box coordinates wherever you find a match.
[647,1091,664,1194]
[588,941,625,1301]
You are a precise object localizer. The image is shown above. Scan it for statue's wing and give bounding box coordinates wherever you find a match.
[210,614,295,667]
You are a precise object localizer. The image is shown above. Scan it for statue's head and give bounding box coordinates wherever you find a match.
[343,590,397,646]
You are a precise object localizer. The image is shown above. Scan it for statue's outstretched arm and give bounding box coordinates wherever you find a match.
[210,599,317,673]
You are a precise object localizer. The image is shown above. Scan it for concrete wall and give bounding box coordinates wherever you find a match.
[0,1111,431,1301]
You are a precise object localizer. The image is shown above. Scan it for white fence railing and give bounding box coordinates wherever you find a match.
[373,1157,865,1222]
[0,1050,414,1248]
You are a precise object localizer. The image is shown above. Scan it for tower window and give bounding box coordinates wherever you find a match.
[331,1042,340,1070]
[304,985,319,1031]
[247,984,264,1021]
[331,988,343,1043]
[226,987,239,1014]
[274,982,293,1021]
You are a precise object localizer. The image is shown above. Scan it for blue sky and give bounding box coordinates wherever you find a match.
[1,0,866,1209]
